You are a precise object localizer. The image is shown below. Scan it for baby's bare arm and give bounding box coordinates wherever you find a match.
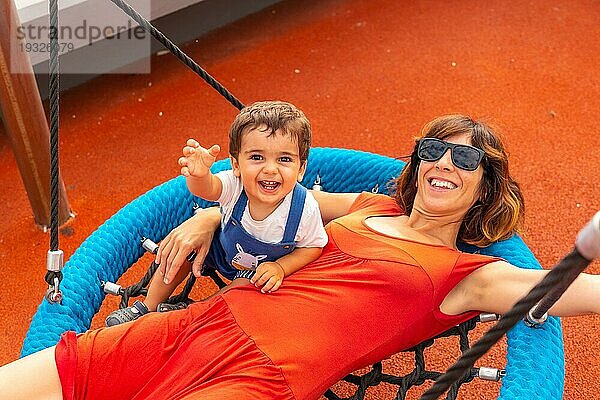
[179,138,223,201]
[252,247,323,293]
[275,247,323,276]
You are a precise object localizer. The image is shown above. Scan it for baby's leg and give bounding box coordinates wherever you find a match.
[105,260,194,326]
[145,260,193,311]
[0,347,62,400]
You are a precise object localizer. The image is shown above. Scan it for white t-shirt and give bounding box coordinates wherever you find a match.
[215,170,328,248]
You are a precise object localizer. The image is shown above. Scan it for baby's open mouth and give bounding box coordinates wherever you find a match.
[259,181,281,191]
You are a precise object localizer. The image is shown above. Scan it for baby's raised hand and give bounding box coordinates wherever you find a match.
[179,138,221,178]
[251,261,285,293]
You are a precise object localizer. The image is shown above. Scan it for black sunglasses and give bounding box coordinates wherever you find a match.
[417,138,484,171]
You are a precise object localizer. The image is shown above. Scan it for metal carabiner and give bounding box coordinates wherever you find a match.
[45,276,63,303]
[312,174,322,191]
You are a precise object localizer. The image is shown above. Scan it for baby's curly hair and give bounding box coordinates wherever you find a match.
[229,101,311,163]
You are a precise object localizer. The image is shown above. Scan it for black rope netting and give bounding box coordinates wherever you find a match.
[116,261,202,310]
[323,318,490,400]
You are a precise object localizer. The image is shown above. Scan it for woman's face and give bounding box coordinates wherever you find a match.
[413,133,484,218]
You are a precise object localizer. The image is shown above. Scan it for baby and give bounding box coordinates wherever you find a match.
[105,101,327,326]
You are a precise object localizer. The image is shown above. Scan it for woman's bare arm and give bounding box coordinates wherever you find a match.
[455,260,600,317]
[0,347,62,400]
[310,190,359,225]
[156,206,222,284]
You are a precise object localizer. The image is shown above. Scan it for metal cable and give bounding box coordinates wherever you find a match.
[108,0,245,110]
[48,0,59,251]
[44,0,64,296]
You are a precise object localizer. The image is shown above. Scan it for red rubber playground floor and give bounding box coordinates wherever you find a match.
[0,0,599,398]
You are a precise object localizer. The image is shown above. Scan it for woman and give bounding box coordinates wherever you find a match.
[1,115,598,400]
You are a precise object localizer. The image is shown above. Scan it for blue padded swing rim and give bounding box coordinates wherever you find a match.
[21,147,564,399]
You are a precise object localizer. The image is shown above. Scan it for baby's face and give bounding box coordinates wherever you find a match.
[230,125,305,218]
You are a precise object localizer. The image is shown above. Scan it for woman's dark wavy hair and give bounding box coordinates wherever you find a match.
[393,115,525,247]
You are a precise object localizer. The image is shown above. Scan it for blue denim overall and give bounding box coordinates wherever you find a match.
[203,183,307,280]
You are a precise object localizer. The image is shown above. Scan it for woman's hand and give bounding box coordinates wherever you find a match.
[156,207,221,284]
[251,262,285,293]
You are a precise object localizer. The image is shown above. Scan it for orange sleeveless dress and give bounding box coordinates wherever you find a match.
[56,192,499,399]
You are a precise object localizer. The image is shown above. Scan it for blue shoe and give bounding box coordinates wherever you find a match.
[105,300,149,327]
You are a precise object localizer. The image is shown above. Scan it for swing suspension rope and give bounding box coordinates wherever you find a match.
[45,0,600,398]
[44,0,246,303]
[109,0,245,111]
[45,0,64,304]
